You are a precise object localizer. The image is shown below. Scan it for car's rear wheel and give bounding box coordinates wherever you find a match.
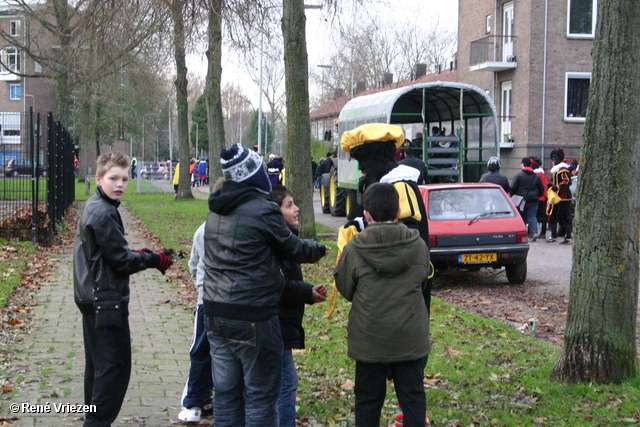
[40,170,47,178]
[506,261,527,284]
[12,170,18,177]
[141,172,148,179]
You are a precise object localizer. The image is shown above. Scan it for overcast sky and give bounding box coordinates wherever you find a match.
[188,0,459,107]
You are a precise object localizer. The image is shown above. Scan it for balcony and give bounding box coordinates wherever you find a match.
[0,70,20,81]
[470,35,517,72]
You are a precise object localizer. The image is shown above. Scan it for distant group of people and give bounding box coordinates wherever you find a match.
[189,157,209,187]
[480,147,576,244]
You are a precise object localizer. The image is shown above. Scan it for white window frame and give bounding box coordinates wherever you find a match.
[10,84,21,100]
[502,2,515,62]
[564,72,591,122]
[10,20,21,36]
[486,15,491,34]
[566,0,597,39]
[2,48,21,74]
[500,81,513,142]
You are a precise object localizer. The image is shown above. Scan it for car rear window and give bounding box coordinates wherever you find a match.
[428,187,516,221]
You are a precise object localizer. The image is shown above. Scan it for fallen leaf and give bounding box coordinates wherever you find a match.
[341,379,355,390]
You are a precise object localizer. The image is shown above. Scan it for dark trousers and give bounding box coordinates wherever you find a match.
[182,305,213,408]
[82,314,132,427]
[354,357,427,427]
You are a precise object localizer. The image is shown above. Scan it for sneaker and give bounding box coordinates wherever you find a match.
[559,238,572,245]
[202,402,213,417]
[178,407,201,423]
[546,237,557,243]
[536,234,546,239]
[529,235,537,242]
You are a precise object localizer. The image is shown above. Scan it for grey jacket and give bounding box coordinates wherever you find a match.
[334,221,431,363]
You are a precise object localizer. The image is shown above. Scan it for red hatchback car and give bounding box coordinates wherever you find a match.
[419,183,530,284]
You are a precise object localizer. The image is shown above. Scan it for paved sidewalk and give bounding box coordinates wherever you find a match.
[5,204,197,426]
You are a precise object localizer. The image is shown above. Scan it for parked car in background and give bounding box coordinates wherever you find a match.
[419,183,530,284]
[4,158,47,177]
[139,163,169,180]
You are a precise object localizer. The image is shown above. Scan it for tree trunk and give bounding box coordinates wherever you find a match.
[172,0,194,200]
[550,0,640,384]
[282,0,316,240]
[204,0,226,191]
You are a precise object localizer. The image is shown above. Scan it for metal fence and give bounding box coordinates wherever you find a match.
[0,109,75,245]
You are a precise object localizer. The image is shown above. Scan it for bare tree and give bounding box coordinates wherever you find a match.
[221,83,252,146]
[282,0,315,238]
[166,0,194,199]
[550,0,640,384]
[0,0,167,180]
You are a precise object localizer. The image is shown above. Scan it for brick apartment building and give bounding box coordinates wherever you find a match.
[457,0,595,176]
[0,6,57,166]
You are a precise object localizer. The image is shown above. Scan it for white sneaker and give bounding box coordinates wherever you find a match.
[178,407,202,423]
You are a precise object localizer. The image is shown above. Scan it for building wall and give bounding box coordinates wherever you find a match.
[458,0,592,177]
[0,10,57,115]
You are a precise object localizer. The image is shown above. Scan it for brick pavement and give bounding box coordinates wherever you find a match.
[5,203,198,427]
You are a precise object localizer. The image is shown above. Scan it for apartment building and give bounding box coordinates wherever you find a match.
[0,6,57,164]
[457,0,595,175]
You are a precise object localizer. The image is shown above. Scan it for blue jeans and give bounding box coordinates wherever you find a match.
[181,305,213,409]
[205,315,283,427]
[522,200,539,237]
[278,349,298,427]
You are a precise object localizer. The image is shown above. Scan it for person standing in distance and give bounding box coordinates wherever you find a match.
[480,156,510,194]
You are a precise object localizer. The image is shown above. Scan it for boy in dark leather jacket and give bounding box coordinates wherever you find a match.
[74,152,172,426]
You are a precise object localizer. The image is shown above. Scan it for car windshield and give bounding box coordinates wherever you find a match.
[428,187,515,221]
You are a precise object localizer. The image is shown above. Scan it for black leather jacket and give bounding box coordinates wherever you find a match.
[73,187,159,314]
[202,181,326,321]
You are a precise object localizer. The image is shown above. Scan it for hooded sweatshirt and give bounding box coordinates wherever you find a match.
[334,221,431,363]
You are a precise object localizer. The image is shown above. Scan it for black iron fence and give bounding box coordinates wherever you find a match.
[0,109,75,245]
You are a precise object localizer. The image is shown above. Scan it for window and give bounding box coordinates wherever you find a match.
[34,61,42,73]
[565,72,591,122]
[567,0,597,38]
[500,81,513,142]
[2,48,21,73]
[502,2,515,62]
[10,84,21,100]
[486,15,491,34]
[10,20,21,36]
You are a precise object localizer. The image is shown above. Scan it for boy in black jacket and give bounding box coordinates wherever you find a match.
[74,152,172,426]
[272,186,327,427]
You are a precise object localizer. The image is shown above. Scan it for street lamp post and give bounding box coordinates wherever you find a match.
[142,113,154,163]
[21,94,35,113]
[317,64,355,98]
[189,121,199,158]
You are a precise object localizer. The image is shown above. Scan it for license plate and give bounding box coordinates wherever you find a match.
[459,253,497,263]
